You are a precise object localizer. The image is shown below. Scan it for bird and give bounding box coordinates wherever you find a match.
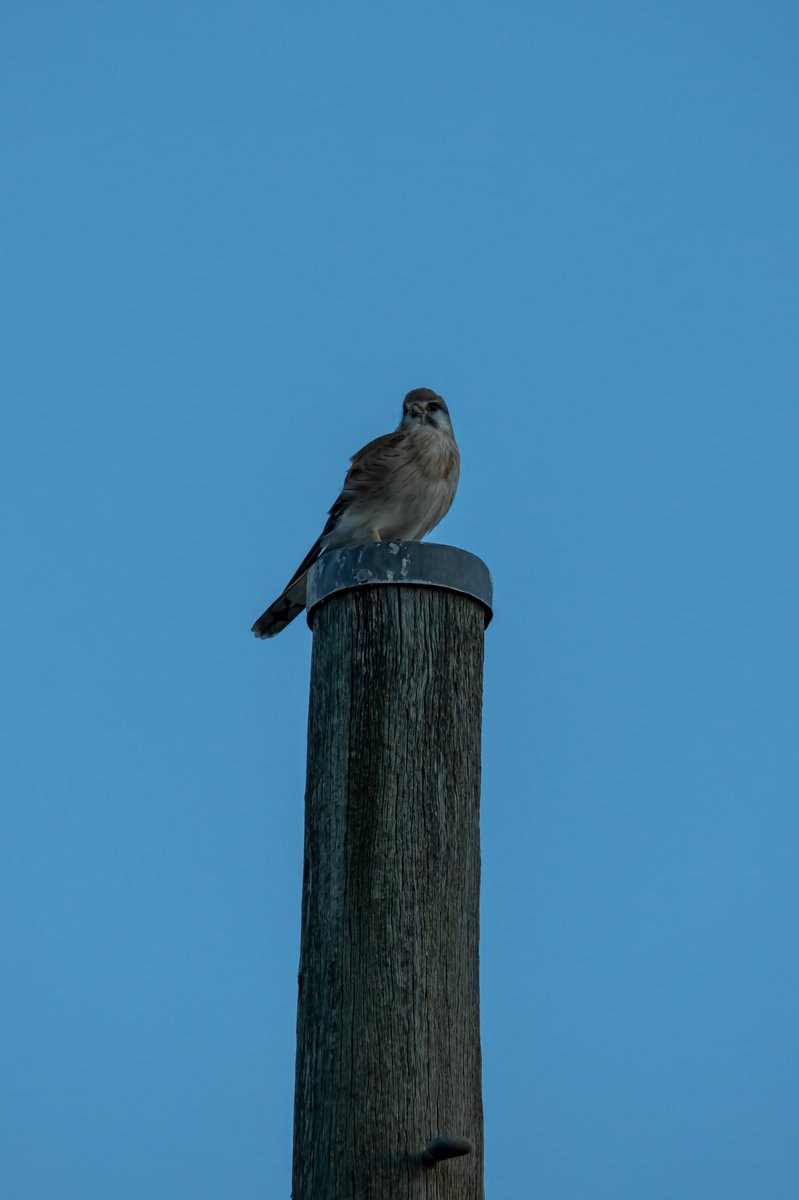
[251,387,460,638]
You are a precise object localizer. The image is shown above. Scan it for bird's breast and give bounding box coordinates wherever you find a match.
[410,426,460,482]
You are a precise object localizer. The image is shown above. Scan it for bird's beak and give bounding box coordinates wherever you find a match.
[411,404,425,418]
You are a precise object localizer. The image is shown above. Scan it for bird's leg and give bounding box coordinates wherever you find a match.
[369,529,382,542]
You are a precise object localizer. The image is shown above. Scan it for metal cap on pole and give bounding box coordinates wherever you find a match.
[292,541,491,1200]
[306,540,494,629]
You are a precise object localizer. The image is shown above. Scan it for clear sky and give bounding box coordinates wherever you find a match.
[2,2,798,1197]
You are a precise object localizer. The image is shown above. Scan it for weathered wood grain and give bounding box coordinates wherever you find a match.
[292,585,486,1199]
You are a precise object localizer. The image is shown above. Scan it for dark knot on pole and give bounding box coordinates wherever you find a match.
[421,1134,473,1167]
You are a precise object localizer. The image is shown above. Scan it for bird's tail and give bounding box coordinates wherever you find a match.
[251,576,308,638]
[251,538,323,639]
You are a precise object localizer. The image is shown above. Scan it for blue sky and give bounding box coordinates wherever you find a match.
[2,2,798,1196]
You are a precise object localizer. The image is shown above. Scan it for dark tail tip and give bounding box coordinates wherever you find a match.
[251,596,305,639]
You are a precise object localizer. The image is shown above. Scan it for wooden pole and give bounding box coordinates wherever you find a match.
[291,544,491,1200]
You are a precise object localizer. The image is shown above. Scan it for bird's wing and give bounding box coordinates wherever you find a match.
[281,535,325,592]
[259,432,405,607]
[252,431,409,639]
[322,430,409,533]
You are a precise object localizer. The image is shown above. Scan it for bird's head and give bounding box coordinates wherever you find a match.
[400,387,453,433]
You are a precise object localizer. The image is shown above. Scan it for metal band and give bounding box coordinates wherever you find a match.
[306,541,493,629]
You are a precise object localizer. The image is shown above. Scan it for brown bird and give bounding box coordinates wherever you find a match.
[252,387,460,638]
